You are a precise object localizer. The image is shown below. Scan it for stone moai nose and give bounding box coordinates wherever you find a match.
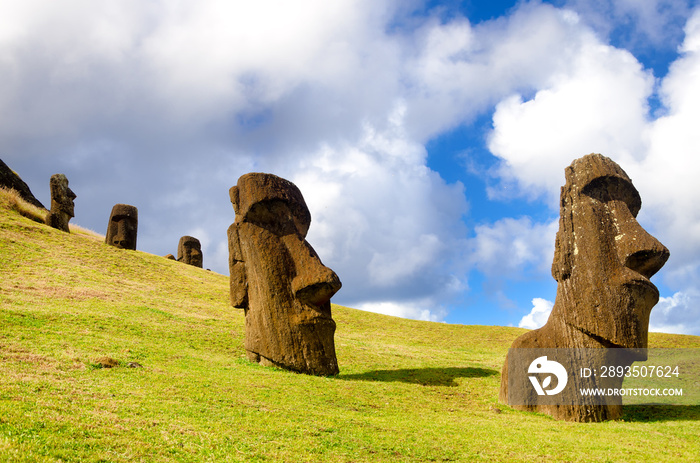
[614,208,669,279]
[282,234,342,306]
[117,220,128,241]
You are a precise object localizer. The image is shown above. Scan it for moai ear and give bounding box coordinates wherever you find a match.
[229,186,240,214]
[551,229,572,281]
[228,223,248,309]
[551,185,573,282]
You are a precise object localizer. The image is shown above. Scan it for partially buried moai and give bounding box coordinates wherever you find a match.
[228,173,342,376]
[46,174,76,232]
[500,153,670,422]
[105,204,138,250]
[178,236,203,268]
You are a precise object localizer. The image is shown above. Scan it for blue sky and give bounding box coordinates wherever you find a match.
[2,0,699,335]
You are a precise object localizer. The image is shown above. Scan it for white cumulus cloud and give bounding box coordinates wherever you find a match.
[285,103,470,313]
[519,298,554,330]
[486,7,700,334]
[354,300,448,323]
[1,0,698,331]
[469,217,558,277]
[488,29,654,204]
[649,290,700,335]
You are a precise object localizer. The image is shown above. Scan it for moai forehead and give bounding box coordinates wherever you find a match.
[179,235,201,249]
[229,173,311,238]
[50,173,69,194]
[109,204,138,222]
[563,153,641,216]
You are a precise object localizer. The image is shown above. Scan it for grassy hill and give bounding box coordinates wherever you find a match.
[1,187,699,462]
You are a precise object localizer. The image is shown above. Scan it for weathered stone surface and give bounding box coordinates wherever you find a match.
[0,159,45,209]
[177,235,203,268]
[105,204,138,250]
[45,174,76,232]
[228,173,342,376]
[164,254,176,260]
[500,153,670,422]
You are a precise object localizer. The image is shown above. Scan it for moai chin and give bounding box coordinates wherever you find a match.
[105,204,138,250]
[500,153,670,422]
[228,172,342,376]
[46,174,76,233]
[178,236,203,268]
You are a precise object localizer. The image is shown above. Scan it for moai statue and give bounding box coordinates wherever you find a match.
[228,173,342,376]
[164,254,176,260]
[500,153,670,422]
[45,174,76,232]
[177,236,203,268]
[105,204,138,250]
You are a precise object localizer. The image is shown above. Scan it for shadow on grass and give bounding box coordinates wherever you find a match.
[622,405,700,422]
[338,367,498,387]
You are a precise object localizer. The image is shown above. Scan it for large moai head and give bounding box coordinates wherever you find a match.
[105,204,138,250]
[500,153,670,422]
[178,236,203,268]
[228,173,342,376]
[46,174,76,232]
[549,153,669,348]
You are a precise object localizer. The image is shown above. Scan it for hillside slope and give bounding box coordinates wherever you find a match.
[1,194,699,462]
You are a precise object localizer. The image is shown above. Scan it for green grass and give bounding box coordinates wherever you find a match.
[1,189,699,462]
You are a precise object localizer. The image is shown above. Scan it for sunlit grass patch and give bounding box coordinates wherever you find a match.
[1,203,699,462]
[0,187,46,224]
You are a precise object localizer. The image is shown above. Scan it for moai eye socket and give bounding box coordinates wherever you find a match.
[580,175,641,217]
[246,200,305,237]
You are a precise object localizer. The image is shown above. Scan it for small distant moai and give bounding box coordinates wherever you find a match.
[228,173,342,376]
[500,153,669,422]
[105,204,138,250]
[177,236,203,268]
[46,174,76,232]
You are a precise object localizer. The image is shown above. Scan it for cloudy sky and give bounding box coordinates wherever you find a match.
[2,0,699,335]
